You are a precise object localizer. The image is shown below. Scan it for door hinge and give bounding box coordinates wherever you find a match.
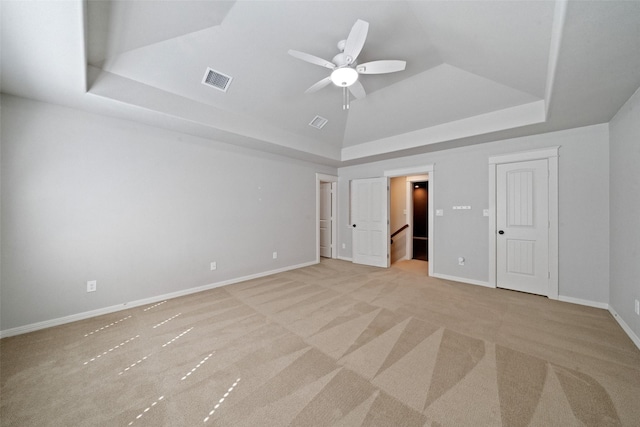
[548,271,551,279]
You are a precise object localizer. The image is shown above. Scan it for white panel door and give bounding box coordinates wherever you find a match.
[351,177,389,268]
[319,182,332,258]
[497,159,549,295]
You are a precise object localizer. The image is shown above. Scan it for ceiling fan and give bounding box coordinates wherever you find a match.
[288,19,406,109]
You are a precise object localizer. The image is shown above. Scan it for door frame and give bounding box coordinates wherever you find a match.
[316,173,338,262]
[385,165,434,276]
[488,147,559,299]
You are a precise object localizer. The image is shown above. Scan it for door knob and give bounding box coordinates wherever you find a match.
[352,224,357,228]
[498,230,504,235]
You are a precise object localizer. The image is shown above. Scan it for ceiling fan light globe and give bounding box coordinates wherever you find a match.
[330,67,358,87]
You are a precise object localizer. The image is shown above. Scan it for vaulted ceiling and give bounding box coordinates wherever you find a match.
[2,1,640,166]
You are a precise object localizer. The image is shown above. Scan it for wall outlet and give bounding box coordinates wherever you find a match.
[342,243,346,249]
[210,262,217,271]
[272,251,278,259]
[87,280,97,293]
[635,299,639,315]
[458,257,465,266]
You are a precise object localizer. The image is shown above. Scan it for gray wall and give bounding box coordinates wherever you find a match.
[609,88,640,339]
[338,124,610,303]
[0,95,335,331]
[0,93,622,333]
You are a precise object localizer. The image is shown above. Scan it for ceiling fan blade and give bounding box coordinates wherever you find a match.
[356,60,406,74]
[348,80,366,99]
[304,76,333,94]
[343,19,369,65]
[288,50,336,70]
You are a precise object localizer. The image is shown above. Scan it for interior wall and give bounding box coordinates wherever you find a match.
[338,124,610,304]
[609,87,640,340]
[0,95,336,332]
[389,177,407,263]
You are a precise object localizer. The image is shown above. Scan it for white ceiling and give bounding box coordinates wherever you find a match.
[2,1,639,166]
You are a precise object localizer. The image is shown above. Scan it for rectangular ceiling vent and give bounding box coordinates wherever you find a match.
[309,115,328,130]
[202,68,232,92]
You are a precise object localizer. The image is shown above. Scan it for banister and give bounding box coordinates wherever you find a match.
[390,224,409,244]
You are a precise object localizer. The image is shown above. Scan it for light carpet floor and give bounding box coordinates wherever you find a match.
[1,259,639,426]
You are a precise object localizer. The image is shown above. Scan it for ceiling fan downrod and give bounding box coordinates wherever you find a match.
[343,87,350,110]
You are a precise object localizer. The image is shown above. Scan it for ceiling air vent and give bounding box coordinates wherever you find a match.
[309,115,328,130]
[202,68,232,92]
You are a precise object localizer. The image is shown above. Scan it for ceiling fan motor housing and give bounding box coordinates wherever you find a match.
[332,52,352,68]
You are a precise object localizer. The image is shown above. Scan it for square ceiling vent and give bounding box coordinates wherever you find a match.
[309,115,328,130]
[202,67,232,92]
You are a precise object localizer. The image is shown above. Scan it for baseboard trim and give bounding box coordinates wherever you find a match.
[430,273,493,288]
[608,306,640,351]
[337,256,353,262]
[557,295,609,309]
[0,260,317,339]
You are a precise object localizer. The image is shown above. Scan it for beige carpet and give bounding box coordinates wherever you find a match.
[392,260,429,275]
[1,259,639,426]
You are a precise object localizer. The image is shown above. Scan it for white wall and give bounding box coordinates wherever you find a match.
[389,177,407,263]
[0,95,336,332]
[609,87,640,340]
[338,124,610,304]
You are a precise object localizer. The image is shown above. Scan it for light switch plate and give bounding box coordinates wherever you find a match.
[436,209,444,217]
[87,280,97,293]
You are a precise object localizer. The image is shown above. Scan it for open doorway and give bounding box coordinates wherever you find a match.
[387,169,433,276]
[403,175,429,274]
[390,176,409,264]
[316,173,337,262]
